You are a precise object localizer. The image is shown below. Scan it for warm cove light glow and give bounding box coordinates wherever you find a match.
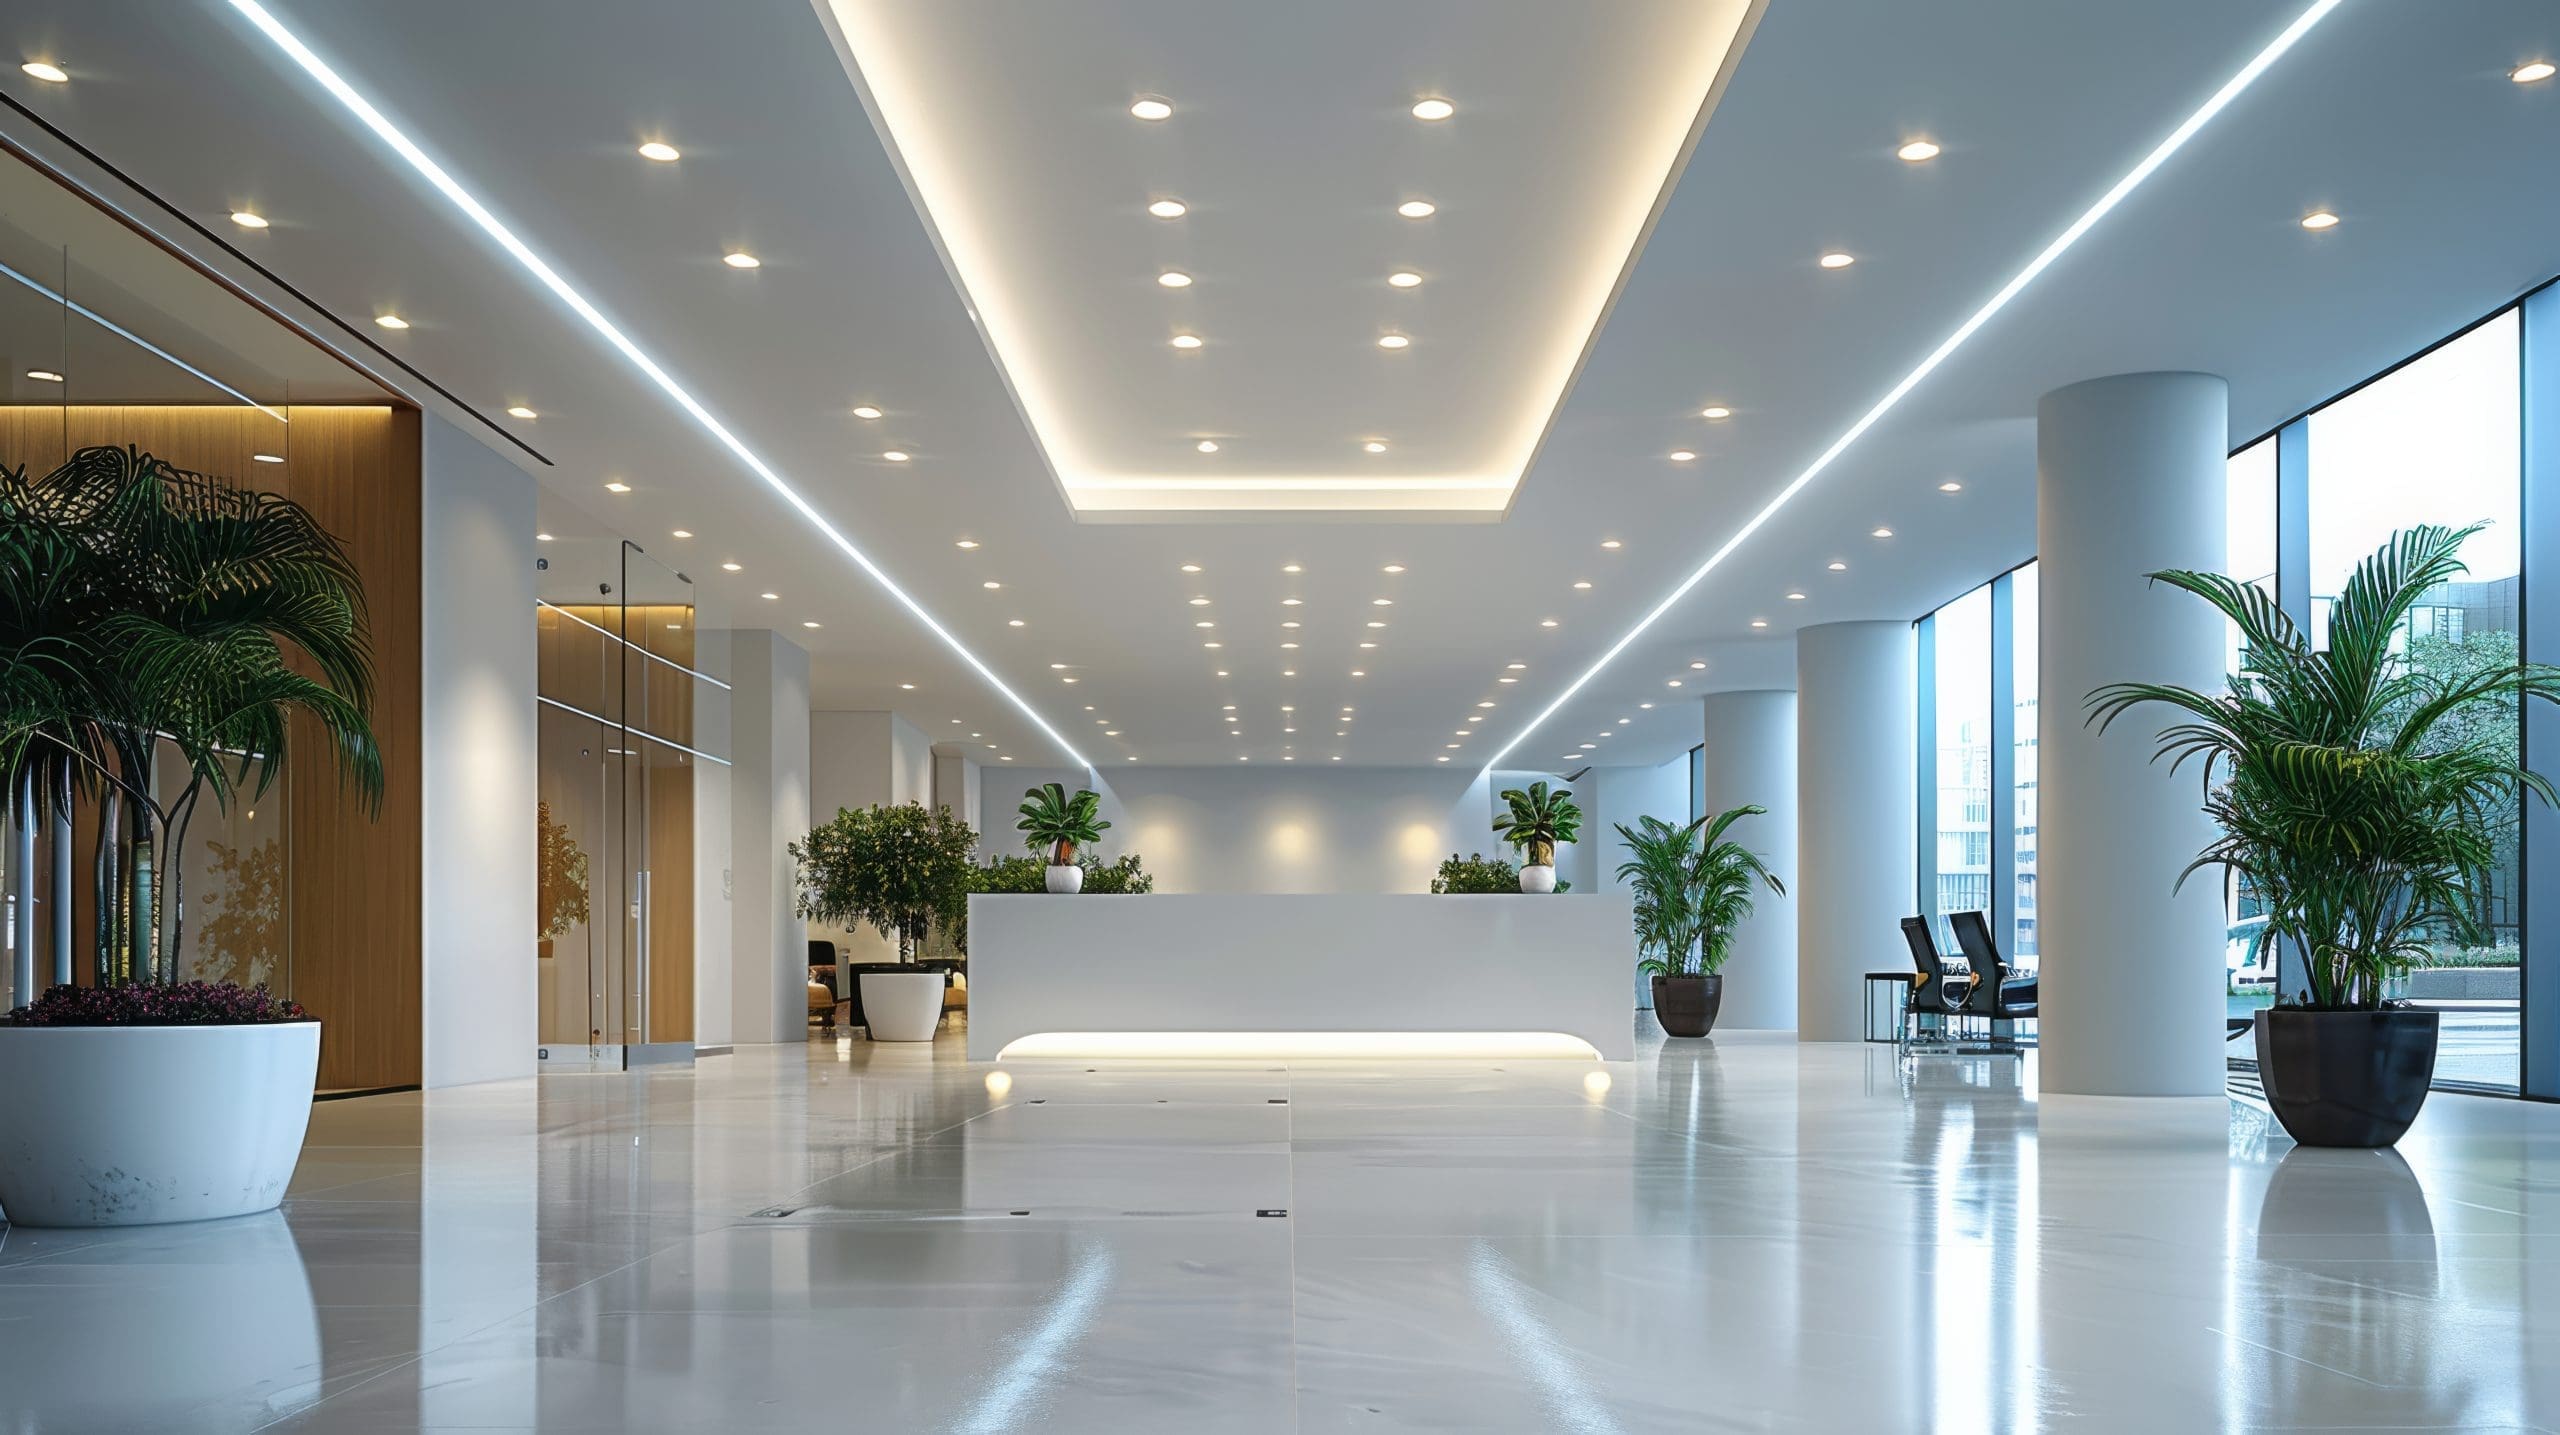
[221,0,1088,768]
[993,1031,1603,1061]
[1480,0,2346,773]
[816,0,1758,516]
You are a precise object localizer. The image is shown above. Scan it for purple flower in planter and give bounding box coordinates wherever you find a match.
[1,982,311,1027]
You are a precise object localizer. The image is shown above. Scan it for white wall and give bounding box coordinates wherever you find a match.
[419,415,538,1088]
[988,766,1495,894]
[728,630,810,1043]
[808,710,932,961]
[692,678,734,1050]
[933,750,982,857]
[1701,690,1800,1030]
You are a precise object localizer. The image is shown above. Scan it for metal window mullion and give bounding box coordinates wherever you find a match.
[2521,288,2558,1100]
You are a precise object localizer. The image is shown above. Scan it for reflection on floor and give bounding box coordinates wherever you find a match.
[3,1024,2557,1432]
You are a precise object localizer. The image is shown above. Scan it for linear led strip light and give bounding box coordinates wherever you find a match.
[1482,0,2345,773]
[223,0,1089,769]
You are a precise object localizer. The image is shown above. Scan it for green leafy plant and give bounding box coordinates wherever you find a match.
[536,799,592,944]
[1431,851,1571,894]
[1492,780,1581,867]
[0,445,381,986]
[1016,782,1110,865]
[952,851,1154,952]
[2087,524,2560,1010]
[1617,806,1784,978]
[790,802,979,959]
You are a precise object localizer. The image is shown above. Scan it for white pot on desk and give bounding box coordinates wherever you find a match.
[1045,863,1083,894]
[860,972,947,1041]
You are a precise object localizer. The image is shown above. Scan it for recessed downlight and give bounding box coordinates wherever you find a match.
[1827,561,1848,571]
[2299,209,2340,230]
[1411,98,1455,121]
[956,539,980,549]
[1600,539,1623,550]
[722,251,761,269]
[1189,597,1211,606]
[1157,270,1193,288]
[1896,139,1941,163]
[1872,527,1894,539]
[671,528,694,539]
[1148,199,1188,219]
[852,405,883,419]
[1572,580,1592,590]
[604,480,632,493]
[1130,97,1173,121]
[1397,200,1437,219]
[1938,480,1964,492]
[1786,591,1807,601]
[535,532,555,543]
[802,620,821,629]
[506,405,537,419]
[24,369,63,383]
[1170,333,1203,350]
[1382,564,1405,573]
[1196,440,1220,453]
[2511,61,2555,84]
[1387,271,1422,288]
[722,562,743,572]
[1541,619,1559,628]
[1376,334,1410,350]
[252,453,284,464]
[1364,441,1387,454]
[637,141,681,162]
[982,580,1002,590]
[882,450,911,463]
[1282,563,1303,574]
[374,313,409,330]
[1670,450,1696,463]
[1818,252,1857,269]
[1181,563,1202,573]
[1700,405,1732,420]
[230,210,270,229]
[20,61,68,83]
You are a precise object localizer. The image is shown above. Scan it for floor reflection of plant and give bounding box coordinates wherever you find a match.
[191,837,284,988]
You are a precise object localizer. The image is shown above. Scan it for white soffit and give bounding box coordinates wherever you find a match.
[815,0,1760,519]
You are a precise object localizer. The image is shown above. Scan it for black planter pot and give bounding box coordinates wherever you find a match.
[1652,974,1722,1038]
[2254,1007,2438,1149]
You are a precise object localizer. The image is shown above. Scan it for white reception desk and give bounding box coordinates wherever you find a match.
[965,893,1635,1061]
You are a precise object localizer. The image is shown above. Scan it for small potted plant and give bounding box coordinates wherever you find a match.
[1619,807,1784,1037]
[2089,524,2560,1146]
[1016,782,1110,893]
[1493,780,1581,892]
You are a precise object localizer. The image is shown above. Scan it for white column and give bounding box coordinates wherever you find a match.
[1700,690,1798,1029]
[1795,622,1916,1042]
[2038,372,2229,1097]
[729,630,810,1044]
[418,415,537,1088]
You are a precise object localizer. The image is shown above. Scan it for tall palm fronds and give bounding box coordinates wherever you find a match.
[1616,804,1783,977]
[0,445,381,982]
[2087,523,2560,1009]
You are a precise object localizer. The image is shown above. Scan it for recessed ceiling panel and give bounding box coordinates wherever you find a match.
[816,0,1759,518]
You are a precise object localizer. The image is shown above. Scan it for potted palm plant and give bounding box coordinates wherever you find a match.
[1618,807,1784,1037]
[0,445,379,1226]
[2089,524,2560,1147]
[1494,780,1581,893]
[1016,782,1110,893]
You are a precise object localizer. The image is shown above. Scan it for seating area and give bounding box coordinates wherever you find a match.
[1896,911,2038,1050]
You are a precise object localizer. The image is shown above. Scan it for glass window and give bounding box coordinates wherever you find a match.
[1929,584,1993,948]
[2010,563,2038,964]
[2305,309,2522,1090]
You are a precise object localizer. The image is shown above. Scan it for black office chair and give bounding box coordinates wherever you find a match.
[1948,910,2037,1046]
[1897,916,1968,1045]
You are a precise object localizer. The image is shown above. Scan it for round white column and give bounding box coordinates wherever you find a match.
[1699,690,1798,1029]
[2037,372,2230,1097]
[1795,622,1917,1042]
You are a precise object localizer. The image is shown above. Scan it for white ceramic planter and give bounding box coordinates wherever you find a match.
[860,971,947,1041]
[0,1021,320,1227]
[1045,863,1084,894]
[1518,864,1557,894]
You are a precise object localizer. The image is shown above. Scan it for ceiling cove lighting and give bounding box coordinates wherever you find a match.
[221,0,1091,769]
[637,141,681,162]
[1477,0,2345,776]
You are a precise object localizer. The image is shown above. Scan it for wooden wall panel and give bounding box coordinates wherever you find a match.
[1,406,423,1089]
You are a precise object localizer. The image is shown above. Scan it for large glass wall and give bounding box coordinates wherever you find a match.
[1926,587,1994,948]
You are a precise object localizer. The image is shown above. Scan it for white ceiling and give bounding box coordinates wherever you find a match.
[2,0,2554,774]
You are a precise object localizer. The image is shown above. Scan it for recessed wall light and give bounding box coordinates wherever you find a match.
[1157,271,1192,288]
[882,450,911,462]
[956,539,980,549]
[1170,333,1203,350]
[2299,210,2340,230]
[1388,271,1422,288]
[1670,450,1696,463]
[852,405,883,419]
[252,453,284,464]
[1700,405,1732,420]
[1897,139,1941,163]
[1351,670,1366,677]
[506,405,537,419]
[1282,621,1302,629]
[1397,200,1437,219]
[638,141,681,162]
[25,369,63,383]
[1376,334,1410,350]
[230,210,270,229]
[1147,199,1189,219]
[1411,98,1455,121]
[21,61,69,83]
[374,313,409,330]
[1938,480,1964,492]
[1196,440,1219,453]
[1818,252,1856,269]
[2510,60,2555,84]
[1498,676,1516,683]
[1130,97,1173,121]
[1282,642,1299,650]
[722,251,761,269]
[604,480,632,493]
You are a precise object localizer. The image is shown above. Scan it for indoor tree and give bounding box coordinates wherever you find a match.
[0,445,380,985]
[2087,523,2560,1010]
[791,801,979,959]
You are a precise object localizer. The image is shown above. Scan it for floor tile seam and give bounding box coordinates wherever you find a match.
[746,1103,1015,1217]
[2203,1325,2395,1390]
[243,1288,586,1434]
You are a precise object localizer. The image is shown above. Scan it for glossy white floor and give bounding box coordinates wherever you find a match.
[3,1025,2557,1433]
